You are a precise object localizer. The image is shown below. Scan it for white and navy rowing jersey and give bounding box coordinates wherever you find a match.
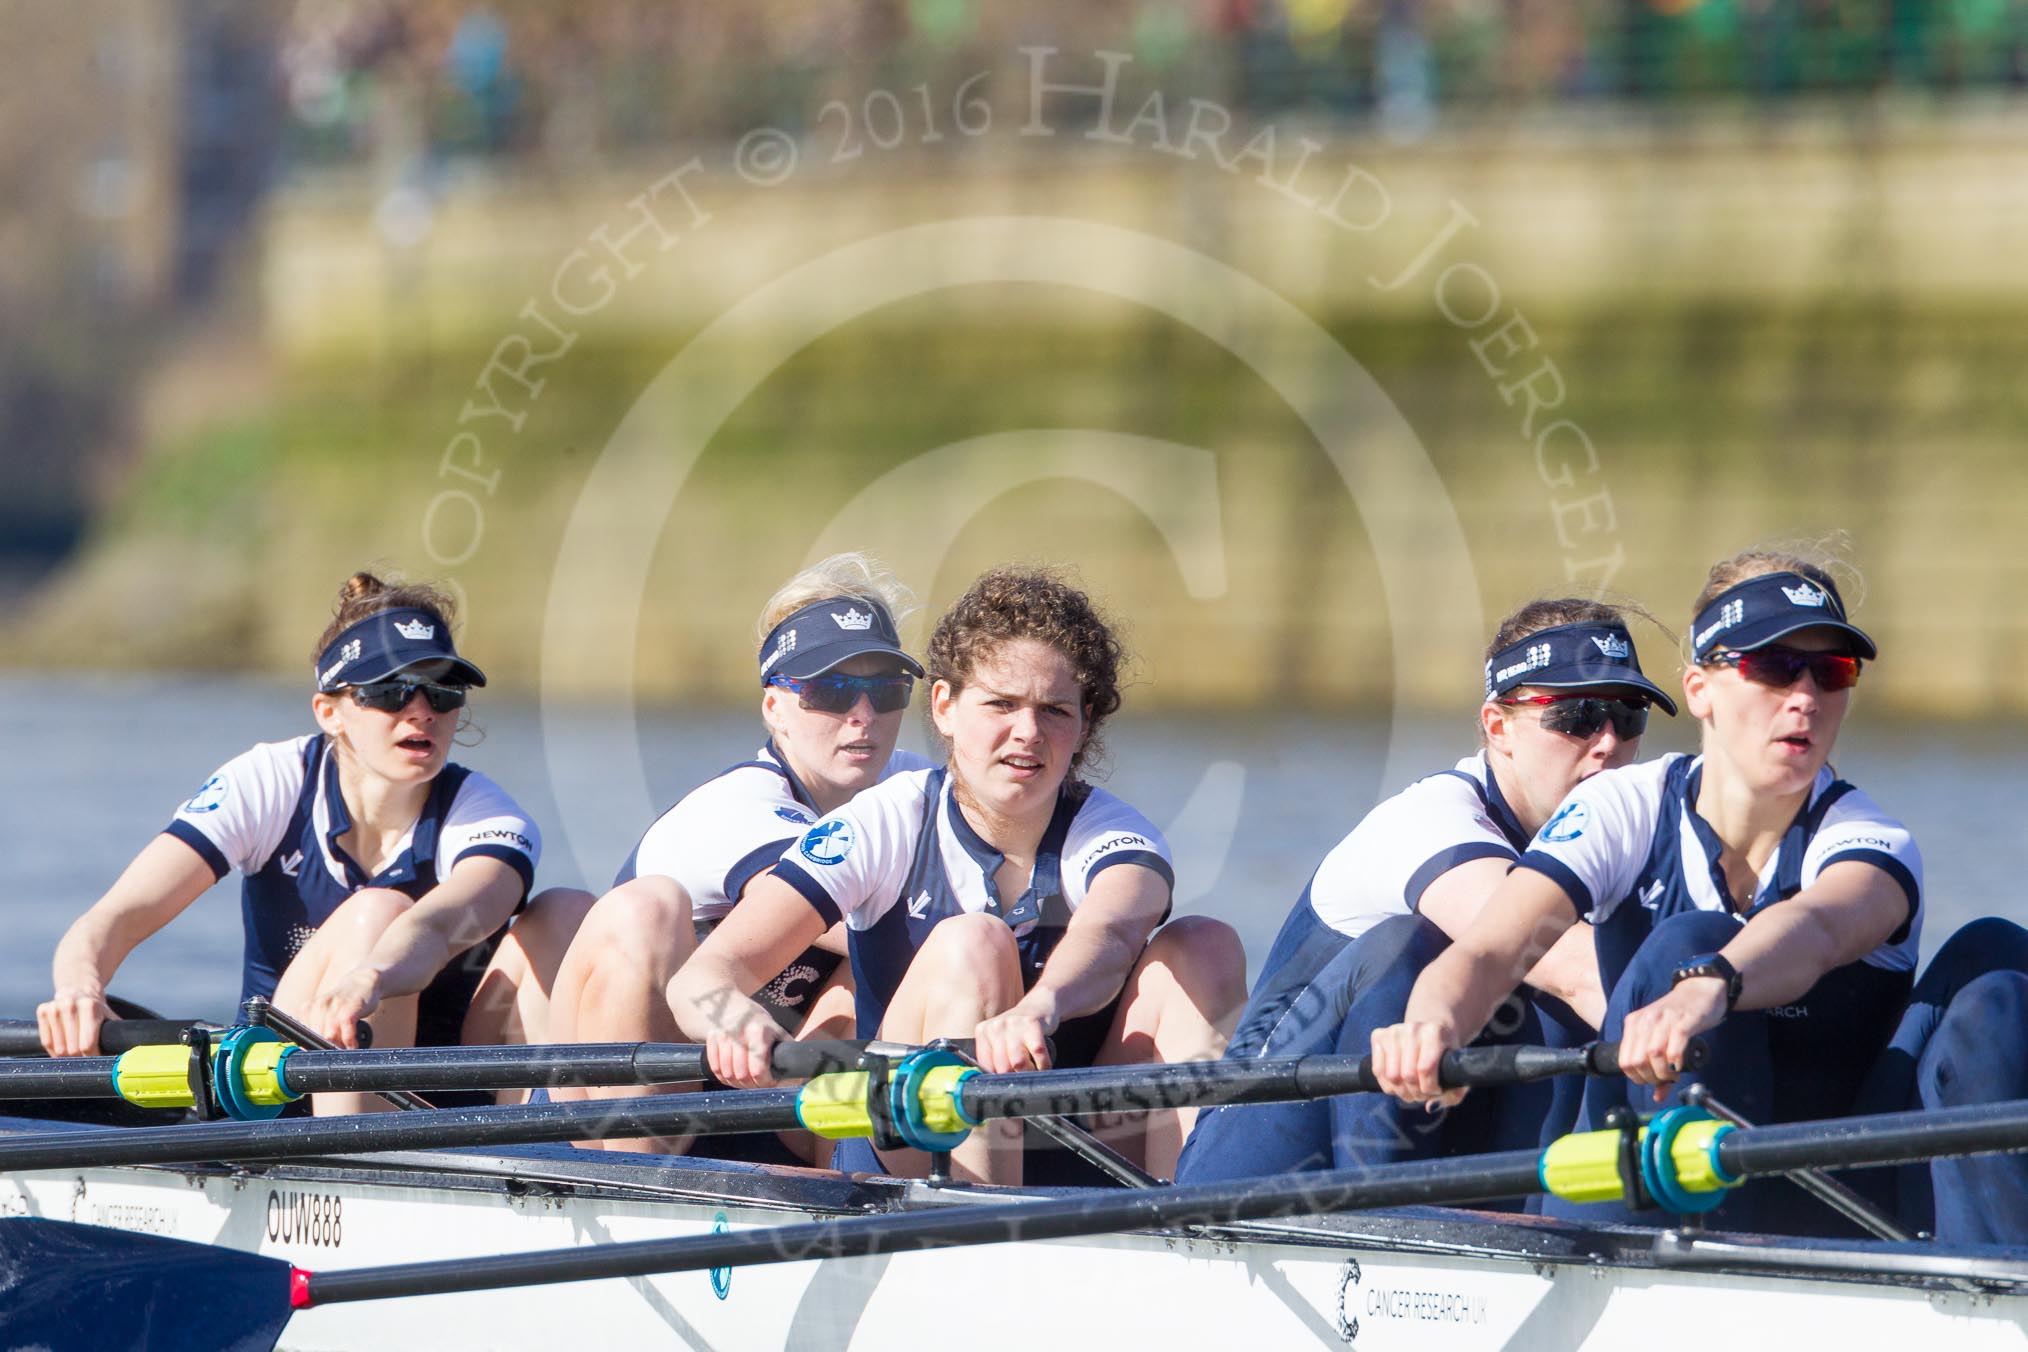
[163,733,540,1009]
[612,742,934,923]
[771,768,1175,1034]
[1303,753,1532,945]
[1515,753,1922,988]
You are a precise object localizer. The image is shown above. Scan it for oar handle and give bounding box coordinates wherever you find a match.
[0,1019,207,1058]
[1579,1037,1709,1078]
[767,1038,978,1081]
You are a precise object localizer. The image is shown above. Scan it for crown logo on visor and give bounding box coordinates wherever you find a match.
[1781,583,1829,609]
[394,618,436,640]
[831,608,874,632]
[1591,634,1631,660]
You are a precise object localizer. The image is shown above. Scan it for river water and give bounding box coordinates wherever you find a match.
[4,672,2023,1020]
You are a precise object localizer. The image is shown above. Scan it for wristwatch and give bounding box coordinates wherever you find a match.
[1671,952,1743,1013]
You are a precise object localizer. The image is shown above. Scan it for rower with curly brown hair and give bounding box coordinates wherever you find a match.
[669,565,1246,1185]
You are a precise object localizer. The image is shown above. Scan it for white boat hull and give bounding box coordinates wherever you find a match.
[5,1138,2027,1351]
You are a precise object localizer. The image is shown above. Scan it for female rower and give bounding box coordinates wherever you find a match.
[669,567,1246,1184]
[1177,599,1676,1183]
[1372,548,1929,1233]
[39,573,584,1113]
[543,554,933,1155]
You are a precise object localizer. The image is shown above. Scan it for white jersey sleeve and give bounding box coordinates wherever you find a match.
[1310,768,1517,940]
[771,770,931,927]
[1062,788,1174,907]
[439,772,542,894]
[162,738,309,878]
[625,770,814,921]
[1514,756,1678,922]
[1805,786,1924,965]
[622,749,937,921]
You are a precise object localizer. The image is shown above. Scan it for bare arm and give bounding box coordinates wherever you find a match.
[1414,855,1520,941]
[1521,922,1605,1030]
[666,871,830,1087]
[1371,867,1580,1104]
[41,835,219,1055]
[974,863,1170,1073]
[1617,860,1909,1092]
[303,856,526,1044]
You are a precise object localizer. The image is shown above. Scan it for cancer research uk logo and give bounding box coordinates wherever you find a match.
[1541,801,1589,843]
[799,818,855,866]
[183,775,228,814]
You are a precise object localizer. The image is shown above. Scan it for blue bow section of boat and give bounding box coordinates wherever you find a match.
[0,1216,292,1352]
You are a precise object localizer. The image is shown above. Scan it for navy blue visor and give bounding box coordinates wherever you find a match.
[1484,620,1678,716]
[1689,571,1876,663]
[759,597,924,684]
[314,608,486,692]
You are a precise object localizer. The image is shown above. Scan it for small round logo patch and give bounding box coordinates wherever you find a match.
[1541,801,1589,843]
[799,818,854,866]
[710,1212,731,1299]
[183,775,228,814]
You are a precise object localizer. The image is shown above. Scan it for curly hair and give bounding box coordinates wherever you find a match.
[312,570,460,662]
[925,567,1124,776]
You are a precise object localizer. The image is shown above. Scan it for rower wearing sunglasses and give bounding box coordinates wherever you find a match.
[39,573,578,1111]
[543,554,933,1156]
[1176,598,1676,1185]
[1371,549,1940,1233]
[671,567,1245,1186]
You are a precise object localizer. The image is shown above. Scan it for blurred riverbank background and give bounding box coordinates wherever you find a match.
[4,1,2027,1004]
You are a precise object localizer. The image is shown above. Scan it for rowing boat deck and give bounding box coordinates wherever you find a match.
[5,1116,2026,1350]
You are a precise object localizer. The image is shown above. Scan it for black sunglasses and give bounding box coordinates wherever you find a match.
[768,672,913,715]
[1704,646,1862,692]
[1498,693,1649,740]
[349,680,470,714]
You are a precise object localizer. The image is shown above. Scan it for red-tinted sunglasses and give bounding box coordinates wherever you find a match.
[1496,693,1649,739]
[1704,646,1862,692]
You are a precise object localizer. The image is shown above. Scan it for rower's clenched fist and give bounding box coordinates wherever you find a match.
[305,967,385,1048]
[1616,980,1727,1101]
[1370,1019,1468,1109]
[707,1016,785,1089]
[973,995,1058,1074]
[37,987,114,1057]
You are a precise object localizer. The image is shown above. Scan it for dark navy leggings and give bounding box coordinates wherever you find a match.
[1546,910,1909,1234]
[1176,914,1589,1187]
[1851,916,2028,1245]
[1548,911,2028,1243]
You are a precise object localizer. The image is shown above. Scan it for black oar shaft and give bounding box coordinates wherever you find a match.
[0,1019,208,1058]
[0,1087,802,1172]
[1718,1099,2028,1179]
[280,1044,708,1094]
[306,1149,1547,1305]
[954,1042,1633,1121]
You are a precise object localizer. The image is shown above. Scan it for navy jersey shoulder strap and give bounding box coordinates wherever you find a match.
[1763,778,1860,904]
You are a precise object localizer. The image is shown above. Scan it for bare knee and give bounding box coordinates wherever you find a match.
[924,913,1021,978]
[511,887,597,955]
[1144,915,1249,1015]
[327,887,414,939]
[584,878,692,953]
